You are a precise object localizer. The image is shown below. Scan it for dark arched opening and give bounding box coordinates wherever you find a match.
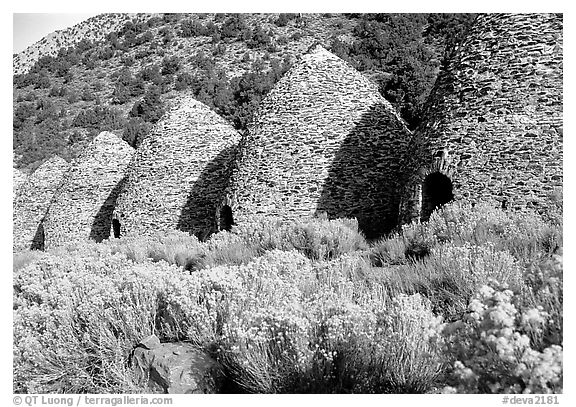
[112,219,121,238]
[219,205,234,231]
[421,172,454,221]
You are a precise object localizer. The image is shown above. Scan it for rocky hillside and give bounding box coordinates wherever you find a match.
[13,13,475,172]
[13,13,154,75]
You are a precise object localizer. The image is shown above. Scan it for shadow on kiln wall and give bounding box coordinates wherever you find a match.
[316,104,410,239]
[177,145,237,240]
[90,177,127,242]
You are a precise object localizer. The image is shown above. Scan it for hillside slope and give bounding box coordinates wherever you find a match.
[13,13,154,75]
[13,13,475,172]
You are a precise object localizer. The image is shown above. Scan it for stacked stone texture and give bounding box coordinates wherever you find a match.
[42,132,134,250]
[13,168,27,197]
[223,45,412,238]
[13,156,69,251]
[113,95,241,239]
[401,13,563,222]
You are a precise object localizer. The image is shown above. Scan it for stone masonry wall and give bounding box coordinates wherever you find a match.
[13,168,27,197]
[113,94,241,239]
[223,45,412,238]
[13,156,69,251]
[401,13,563,222]
[43,131,134,250]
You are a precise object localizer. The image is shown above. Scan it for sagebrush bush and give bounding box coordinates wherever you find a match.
[106,230,206,268]
[202,230,259,267]
[13,250,43,272]
[401,221,437,261]
[426,201,562,264]
[300,292,445,393]
[441,281,562,394]
[80,216,367,273]
[13,201,562,394]
[369,235,407,266]
[518,254,563,349]
[14,250,160,393]
[213,251,445,393]
[232,216,368,260]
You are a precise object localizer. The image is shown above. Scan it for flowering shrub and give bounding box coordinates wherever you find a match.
[106,230,207,269]
[232,215,368,260]
[428,242,524,290]
[13,200,562,394]
[13,250,43,272]
[212,250,316,392]
[396,241,526,320]
[14,250,160,393]
[427,201,509,244]
[301,292,445,393]
[426,201,562,263]
[70,216,368,274]
[369,235,407,266]
[441,281,562,393]
[401,221,437,261]
[202,230,259,267]
[519,254,563,349]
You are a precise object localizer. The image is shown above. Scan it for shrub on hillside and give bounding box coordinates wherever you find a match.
[97,46,115,60]
[13,103,36,131]
[179,18,207,37]
[121,54,135,67]
[122,117,150,148]
[110,68,145,104]
[161,56,181,76]
[66,90,80,104]
[80,86,95,102]
[136,30,154,46]
[174,72,194,91]
[33,72,52,89]
[129,85,165,123]
[14,73,36,89]
[161,13,182,24]
[48,85,67,97]
[220,14,248,40]
[137,64,163,85]
[246,24,272,49]
[72,106,124,131]
[275,13,299,27]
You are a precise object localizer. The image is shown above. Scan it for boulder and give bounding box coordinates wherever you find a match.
[132,339,224,394]
[139,334,161,350]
